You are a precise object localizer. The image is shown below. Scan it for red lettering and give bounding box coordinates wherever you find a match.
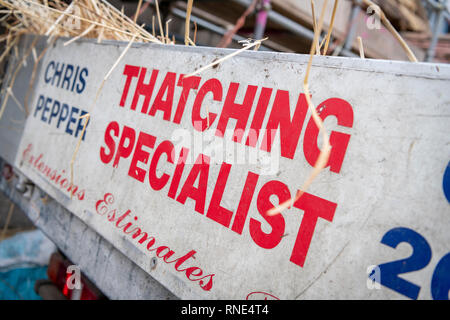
[198,274,214,291]
[94,193,215,291]
[192,79,222,131]
[100,121,120,164]
[249,180,290,249]
[173,74,201,124]
[206,162,233,228]
[172,250,197,272]
[185,267,203,280]
[149,72,176,121]
[168,147,189,199]
[123,216,138,233]
[231,171,259,234]
[176,154,210,214]
[115,210,132,228]
[291,191,337,267]
[128,132,156,182]
[216,83,258,142]
[245,87,273,147]
[149,140,175,190]
[146,237,156,251]
[130,68,159,113]
[120,65,140,107]
[113,125,136,168]
[261,91,308,159]
[95,192,114,216]
[156,246,176,262]
[303,98,354,173]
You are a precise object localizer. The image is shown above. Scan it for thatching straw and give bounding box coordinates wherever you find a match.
[63,23,95,46]
[0,0,166,190]
[184,0,194,45]
[165,18,172,44]
[357,36,365,58]
[268,0,331,216]
[132,0,151,23]
[6,87,25,113]
[69,33,138,196]
[0,36,38,119]
[24,36,58,114]
[0,0,163,120]
[0,0,161,44]
[0,202,14,241]
[0,0,281,199]
[154,0,165,43]
[193,21,197,44]
[322,0,338,55]
[133,0,143,24]
[361,0,417,62]
[45,1,75,37]
[184,38,268,78]
[217,0,258,48]
[310,0,320,55]
[152,15,155,37]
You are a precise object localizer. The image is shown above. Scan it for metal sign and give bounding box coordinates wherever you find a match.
[13,37,450,299]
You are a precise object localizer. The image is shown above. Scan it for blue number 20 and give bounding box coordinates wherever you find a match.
[431,253,450,300]
[377,227,432,300]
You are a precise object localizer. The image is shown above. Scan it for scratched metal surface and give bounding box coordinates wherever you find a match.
[0,158,178,300]
[0,36,177,299]
[2,35,450,300]
[0,36,45,164]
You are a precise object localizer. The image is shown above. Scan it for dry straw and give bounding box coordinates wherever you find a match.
[0,0,418,206]
[0,0,160,45]
[184,0,195,45]
[267,0,417,216]
[0,0,163,123]
[0,202,14,241]
[69,33,138,198]
[268,0,331,216]
[322,0,338,55]
[361,0,418,62]
[0,0,165,192]
[0,0,266,192]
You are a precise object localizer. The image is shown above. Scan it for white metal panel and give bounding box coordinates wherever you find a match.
[12,36,450,299]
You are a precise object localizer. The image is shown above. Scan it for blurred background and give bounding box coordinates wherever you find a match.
[0,191,55,300]
[0,0,449,300]
[110,0,450,62]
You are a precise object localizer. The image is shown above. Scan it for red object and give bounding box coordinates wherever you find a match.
[47,252,105,300]
[2,164,13,181]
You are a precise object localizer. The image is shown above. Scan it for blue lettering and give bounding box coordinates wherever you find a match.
[62,64,74,90]
[51,62,64,87]
[48,100,60,124]
[65,106,79,135]
[57,103,69,129]
[41,97,52,122]
[34,95,44,117]
[76,68,88,94]
[44,61,54,83]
